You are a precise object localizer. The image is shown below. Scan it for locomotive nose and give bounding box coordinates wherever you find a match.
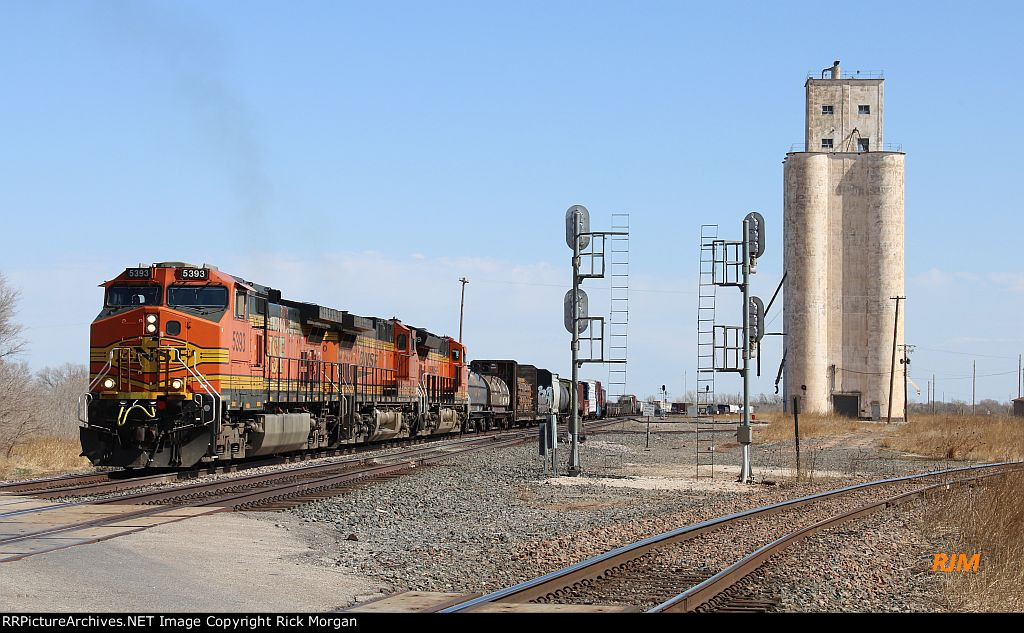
[93,307,191,396]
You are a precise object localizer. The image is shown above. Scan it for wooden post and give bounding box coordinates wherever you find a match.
[887,296,903,424]
[793,396,801,479]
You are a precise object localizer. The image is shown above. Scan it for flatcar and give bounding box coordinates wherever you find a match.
[80,262,469,468]
[466,370,511,431]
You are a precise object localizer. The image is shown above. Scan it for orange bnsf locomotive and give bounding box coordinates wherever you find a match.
[80,262,468,468]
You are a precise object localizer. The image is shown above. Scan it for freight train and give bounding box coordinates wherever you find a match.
[79,262,605,469]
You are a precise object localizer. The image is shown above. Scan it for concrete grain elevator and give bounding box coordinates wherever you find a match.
[783,61,905,419]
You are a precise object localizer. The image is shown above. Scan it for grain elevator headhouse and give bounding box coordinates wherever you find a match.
[783,61,905,420]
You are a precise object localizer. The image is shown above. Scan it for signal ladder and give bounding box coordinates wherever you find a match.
[695,224,718,478]
[607,214,630,408]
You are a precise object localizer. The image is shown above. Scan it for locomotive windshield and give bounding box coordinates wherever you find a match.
[167,285,228,307]
[106,285,162,306]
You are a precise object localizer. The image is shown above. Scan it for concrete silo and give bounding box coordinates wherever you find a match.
[783,62,905,419]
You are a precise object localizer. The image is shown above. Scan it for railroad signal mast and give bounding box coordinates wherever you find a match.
[565,204,628,475]
[705,212,765,483]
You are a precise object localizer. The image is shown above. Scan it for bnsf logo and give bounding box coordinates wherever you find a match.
[932,553,980,572]
[360,352,378,367]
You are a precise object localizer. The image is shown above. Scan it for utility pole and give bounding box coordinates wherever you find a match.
[899,344,914,422]
[1018,354,1021,399]
[887,296,905,424]
[931,373,936,414]
[458,277,469,342]
[972,360,976,415]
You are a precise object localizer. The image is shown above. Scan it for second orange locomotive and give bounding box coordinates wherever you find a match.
[81,262,468,468]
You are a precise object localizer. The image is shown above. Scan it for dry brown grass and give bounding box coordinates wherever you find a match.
[881,414,1024,462]
[0,436,92,480]
[922,470,1024,611]
[753,410,879,443]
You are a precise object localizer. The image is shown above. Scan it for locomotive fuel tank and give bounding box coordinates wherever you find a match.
[247,413,315,456]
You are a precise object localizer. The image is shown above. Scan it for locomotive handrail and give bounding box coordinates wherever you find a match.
[79,349,117,424]
[169,347,222,427]
[86,349,116,392]
[320,362,341,400]
[76,393,93,425]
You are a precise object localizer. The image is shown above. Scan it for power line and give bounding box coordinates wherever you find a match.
[473,279,696,295]
[914,368,1018,381]
[914,346,1018,361]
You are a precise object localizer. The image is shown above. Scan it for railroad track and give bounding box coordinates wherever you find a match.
[437,461,1021,613]
[1,421,623,562]
[94,431,534,509]
[0,471,121,495]
[2,418,624,501]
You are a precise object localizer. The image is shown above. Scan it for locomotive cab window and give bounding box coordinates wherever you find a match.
[397,334,407,350]
[106,285,161,306]
[167,285,228,307]
[451,349,460,361]
[234,288,247,318]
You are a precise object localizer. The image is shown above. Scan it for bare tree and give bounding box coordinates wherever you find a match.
[0,273,44,456]
[0,361,42,457]
[36,363,88,439]
[0,272,24,362]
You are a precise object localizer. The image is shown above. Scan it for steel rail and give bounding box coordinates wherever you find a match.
[440,461,1021,612]
[98,431,532,506]
[210,435,531,510]
[0,472,112,494]
[1,417,621,497]
[2,419,623,562]
[7,419,607,511]
[651,468,1015,612]
[0,434,535,557]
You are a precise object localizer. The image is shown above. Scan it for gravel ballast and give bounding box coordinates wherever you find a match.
[260,421,968,609]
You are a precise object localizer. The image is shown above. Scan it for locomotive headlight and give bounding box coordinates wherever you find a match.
[102,378,116,390]
[170,378,183,390]
[146,314,157,324]
[146,323,157,333]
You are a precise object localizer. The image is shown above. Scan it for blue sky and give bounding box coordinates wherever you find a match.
[2,1,1023,403]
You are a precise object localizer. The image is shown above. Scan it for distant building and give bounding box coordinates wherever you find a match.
[1013,398,1024,417]
[671,402,692,415]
